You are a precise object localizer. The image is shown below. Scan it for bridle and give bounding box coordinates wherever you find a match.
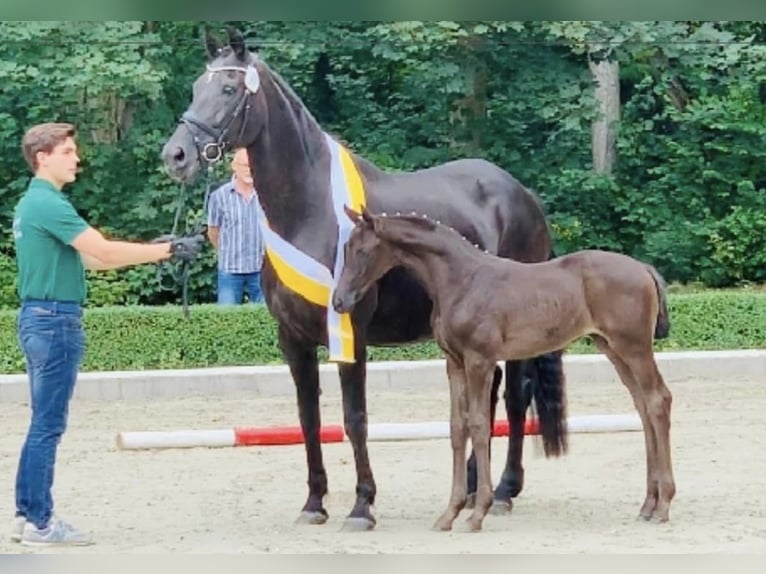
[161,60,261,316]
[178,61,260,165]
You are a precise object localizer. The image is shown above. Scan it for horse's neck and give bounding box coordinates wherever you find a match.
[249,75,335,256]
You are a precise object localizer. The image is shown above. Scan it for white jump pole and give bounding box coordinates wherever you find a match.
[116,413,641,451]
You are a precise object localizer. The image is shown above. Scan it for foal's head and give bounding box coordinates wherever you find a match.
[333,206,443,313]
[333,207,391,313]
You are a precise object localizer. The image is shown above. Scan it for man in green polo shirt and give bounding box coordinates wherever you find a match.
[10,122,204,547]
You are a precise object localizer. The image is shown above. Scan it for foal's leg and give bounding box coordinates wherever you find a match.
[622,349,675,522]
[464,354,497,532]
[593,336,672,521]
[337,343,377,531]
[466,365,502,510]
[433,355,469,531]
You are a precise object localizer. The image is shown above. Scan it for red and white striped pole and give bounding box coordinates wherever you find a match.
[115,413,641,451]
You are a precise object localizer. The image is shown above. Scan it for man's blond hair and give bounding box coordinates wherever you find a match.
[21,122,76,172]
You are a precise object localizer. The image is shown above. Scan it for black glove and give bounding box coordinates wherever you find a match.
[169,234,205,263]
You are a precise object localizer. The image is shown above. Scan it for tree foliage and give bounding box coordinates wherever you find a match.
[1,20,765,309]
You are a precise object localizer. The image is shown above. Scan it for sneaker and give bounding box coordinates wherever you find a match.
[10,516,25,542]
[20,517,92,547]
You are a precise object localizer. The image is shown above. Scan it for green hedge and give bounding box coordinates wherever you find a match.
[1,290,764,375]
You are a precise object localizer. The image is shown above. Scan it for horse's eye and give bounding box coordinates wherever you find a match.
[222,85,236,95]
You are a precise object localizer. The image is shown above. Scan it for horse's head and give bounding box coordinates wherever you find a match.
[333,206,393,313]
[162,27,268,183]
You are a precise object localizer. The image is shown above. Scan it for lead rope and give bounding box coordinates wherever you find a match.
[159,165,215,318]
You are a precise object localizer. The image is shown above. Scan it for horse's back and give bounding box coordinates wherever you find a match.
[360,157,552,345]
[363,157,550,260]
[556,250,657,302]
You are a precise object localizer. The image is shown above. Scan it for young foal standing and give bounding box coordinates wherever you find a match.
[333,207,675,532]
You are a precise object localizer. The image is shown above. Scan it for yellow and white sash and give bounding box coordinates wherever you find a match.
[256,133,366,363]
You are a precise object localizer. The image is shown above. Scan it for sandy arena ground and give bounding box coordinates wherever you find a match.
[1,376,764,553]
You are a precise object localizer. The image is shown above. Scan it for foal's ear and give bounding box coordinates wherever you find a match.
[361,207,376,226]
[227,27,247,61]
[360,208,384,234]
[344,204,362,224]
[204,29,222,60]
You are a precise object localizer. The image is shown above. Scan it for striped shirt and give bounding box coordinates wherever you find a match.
[206,179,265,273]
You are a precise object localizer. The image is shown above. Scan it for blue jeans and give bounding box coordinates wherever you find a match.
[15,300,85,529]
[217,271,263,304]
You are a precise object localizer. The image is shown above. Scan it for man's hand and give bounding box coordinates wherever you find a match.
[170,234,205,263]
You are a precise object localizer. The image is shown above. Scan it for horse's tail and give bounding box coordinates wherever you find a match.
[645,264,670,340]
[529,349,568,457]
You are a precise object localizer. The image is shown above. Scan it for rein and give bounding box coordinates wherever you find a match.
[158,165,215,318]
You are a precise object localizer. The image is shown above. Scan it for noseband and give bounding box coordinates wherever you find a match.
[179,63,259,164]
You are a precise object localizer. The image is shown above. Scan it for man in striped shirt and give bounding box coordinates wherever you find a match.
[206,148,265,304]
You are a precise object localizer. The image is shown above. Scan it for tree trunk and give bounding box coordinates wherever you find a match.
[588,55,620,175]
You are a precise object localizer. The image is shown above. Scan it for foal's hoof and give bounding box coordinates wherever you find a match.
[295,510,328,525]
[432,515,454,531]
[456,516,483,533]
[489,498,513,516]
[341,516,376,531]
[465,493,477,510]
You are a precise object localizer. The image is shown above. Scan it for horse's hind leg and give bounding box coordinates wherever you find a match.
[622,349,675,522]
[433,355,470,531]
[593,336,674,521]
[337,343,377,531]
[279,328,329,525]
[491,359,528,514]
[466,365,502,510]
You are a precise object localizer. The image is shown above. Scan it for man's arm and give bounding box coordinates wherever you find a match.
[208,226,220,249]
[80,252,116,271]
[71,227,171,269]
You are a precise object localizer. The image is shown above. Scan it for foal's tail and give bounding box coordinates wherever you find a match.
[530,349,569,457]
[645,264,670,340]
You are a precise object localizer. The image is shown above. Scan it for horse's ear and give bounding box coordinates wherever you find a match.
[204,29,222,60]
[361,207,383,233]
[227,27,247,61]
[361,207,375,226]
[344,204,362,224]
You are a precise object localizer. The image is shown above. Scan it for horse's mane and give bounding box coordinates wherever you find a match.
[375,212,482,252]
[259,58,321,126]
[256,54,389,177]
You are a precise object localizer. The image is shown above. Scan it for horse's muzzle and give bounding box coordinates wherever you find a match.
[332,292,355,314]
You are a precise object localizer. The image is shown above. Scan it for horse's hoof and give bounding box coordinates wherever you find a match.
[455,517,483,533]
[489,498,513,516]
[341,516,376,531]
[295,510,328,525]
[465,493,477,510]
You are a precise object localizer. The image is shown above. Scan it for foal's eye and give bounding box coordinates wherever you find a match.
[222,85,236,95]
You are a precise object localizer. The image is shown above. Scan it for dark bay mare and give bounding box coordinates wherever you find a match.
[161,29,567,530]
[334,208,675,531]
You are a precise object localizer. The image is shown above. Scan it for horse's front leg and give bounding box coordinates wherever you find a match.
[279,327,328,525]
[337,342,377,531]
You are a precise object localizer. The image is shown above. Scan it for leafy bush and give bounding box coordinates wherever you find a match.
[0,290,764,374]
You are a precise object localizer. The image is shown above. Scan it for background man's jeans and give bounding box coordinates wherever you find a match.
[217,271,264,304]
[15,300,85,529]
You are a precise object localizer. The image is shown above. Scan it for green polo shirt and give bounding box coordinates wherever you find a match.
[13,177,90,304]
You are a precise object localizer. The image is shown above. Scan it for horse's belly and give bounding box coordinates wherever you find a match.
[364,268,435,345]
[499,314,588,360]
